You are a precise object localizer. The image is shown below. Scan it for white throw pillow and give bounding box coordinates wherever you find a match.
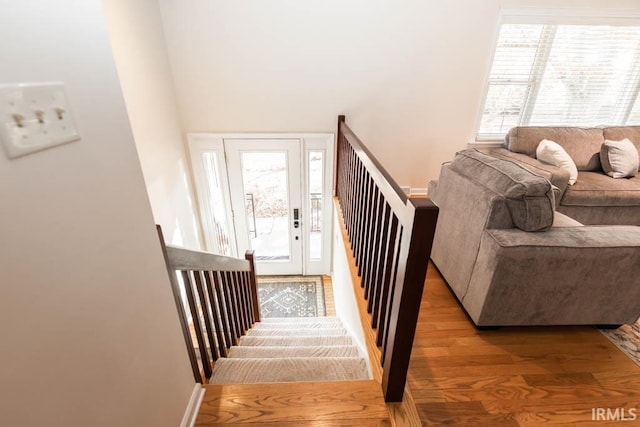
[536,139,579,185]
[600,138,639,179]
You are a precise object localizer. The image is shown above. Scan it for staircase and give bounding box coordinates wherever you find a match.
[210,316,370,384]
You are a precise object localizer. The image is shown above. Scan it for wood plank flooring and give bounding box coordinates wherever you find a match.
[410,263,640,426]
[195,380,391,426]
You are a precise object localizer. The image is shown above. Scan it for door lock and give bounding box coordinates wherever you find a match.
[293,208,300,228]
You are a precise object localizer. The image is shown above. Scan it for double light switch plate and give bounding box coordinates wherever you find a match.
[0,82,80,159]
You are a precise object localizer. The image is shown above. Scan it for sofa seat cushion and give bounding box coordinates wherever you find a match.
[561,171,640,207]
[505,126,604,171]
[450,149,555,231]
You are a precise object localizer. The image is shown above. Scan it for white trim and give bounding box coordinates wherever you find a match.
[180,384,205,427]
[500,7,640,25]
[398,186,429,197]
[409,187,428,197]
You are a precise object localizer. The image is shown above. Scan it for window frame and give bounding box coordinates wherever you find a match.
[474,8,640,143]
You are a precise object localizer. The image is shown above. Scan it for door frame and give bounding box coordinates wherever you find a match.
[188,133,334,275]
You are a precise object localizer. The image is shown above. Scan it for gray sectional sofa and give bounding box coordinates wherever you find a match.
[428,148,640,327]
[482,126,640,225]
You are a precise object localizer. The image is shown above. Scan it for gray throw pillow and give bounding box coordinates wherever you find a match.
[600,138,640,178]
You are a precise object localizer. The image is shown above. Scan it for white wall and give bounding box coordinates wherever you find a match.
[0,2,195,426]
[104,0,202,249]
[331,207,369,372]
[158,0,640,187]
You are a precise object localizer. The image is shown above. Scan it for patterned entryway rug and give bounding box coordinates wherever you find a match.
[257,276,325,318]
[601,323,640,367]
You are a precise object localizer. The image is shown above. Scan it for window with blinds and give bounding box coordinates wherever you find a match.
[477,23,640,140]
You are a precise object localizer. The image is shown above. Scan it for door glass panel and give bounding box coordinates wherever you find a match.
[202,152,233,255]
[240,152,290,261]
[308,151,323,261]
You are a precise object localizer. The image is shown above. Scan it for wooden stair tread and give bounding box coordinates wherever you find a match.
[196,380,391,426]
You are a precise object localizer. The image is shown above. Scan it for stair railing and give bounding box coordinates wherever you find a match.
[335,115,439,402]
[157,226,260,383]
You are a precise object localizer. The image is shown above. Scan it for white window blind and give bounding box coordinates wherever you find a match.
[478,23,640,140]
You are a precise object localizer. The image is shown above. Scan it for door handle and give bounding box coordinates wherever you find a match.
[293,208,300,228]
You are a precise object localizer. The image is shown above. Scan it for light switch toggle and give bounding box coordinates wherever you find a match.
[55,107,65,120]
[12,113,24,127]
[35,110,45,124]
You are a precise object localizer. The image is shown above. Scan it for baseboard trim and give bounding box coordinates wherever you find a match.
[409,187,428,196]
[181,384,205,427]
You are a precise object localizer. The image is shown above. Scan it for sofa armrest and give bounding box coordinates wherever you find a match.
[478,147,570,202]
[463,226,640,326]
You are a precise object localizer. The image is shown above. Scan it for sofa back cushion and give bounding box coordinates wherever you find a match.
[450,149,555,231]
[603,126,640,157]
[505,126,604,171]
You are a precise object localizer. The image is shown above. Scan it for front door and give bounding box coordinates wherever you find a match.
[188,133,334,276]
[225,139,303,275]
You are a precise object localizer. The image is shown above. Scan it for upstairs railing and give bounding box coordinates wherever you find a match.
[157,226,259,383]
[335,115,439,402]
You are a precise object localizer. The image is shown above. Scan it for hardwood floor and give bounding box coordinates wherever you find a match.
[409,263,640,426]
[195,380,391,426]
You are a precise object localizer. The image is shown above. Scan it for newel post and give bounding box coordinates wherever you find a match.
[335,115,346,196]
[245,250,261,322]
[381,199,439,402]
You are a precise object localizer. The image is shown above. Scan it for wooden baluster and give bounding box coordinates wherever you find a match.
[212,271,232,349]
[220,271,239,344]
[235,271,249,333]
[348,158,359,250]
[376,215,400,347]
[193,270,219,362]
[371,202,391,325]
[359,177,373,283]
[367,191,385,313]
[343,144,352,228]
[381,227,403,362]
[225,271,242,340]
[203,271,228,357]
[352,160,364,254]
[241,271,253,325]
[354,166,367,265]
[363,184,380,298]
[346,145,356,230]
[245,250,261,322]
[181,270,213,378]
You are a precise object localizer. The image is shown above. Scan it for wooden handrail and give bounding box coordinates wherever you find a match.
[165,245,251,272]
[157,225,260,383]
[335,115,439,402]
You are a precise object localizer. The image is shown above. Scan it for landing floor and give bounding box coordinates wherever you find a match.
[195,380,391,426]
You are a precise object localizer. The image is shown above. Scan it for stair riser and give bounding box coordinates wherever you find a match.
[210,357,369,384]
[259,317,340,323]
[247,329,348,337]
[239,336,354,347]
[228,346,360,359]
[253,322,343,330]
